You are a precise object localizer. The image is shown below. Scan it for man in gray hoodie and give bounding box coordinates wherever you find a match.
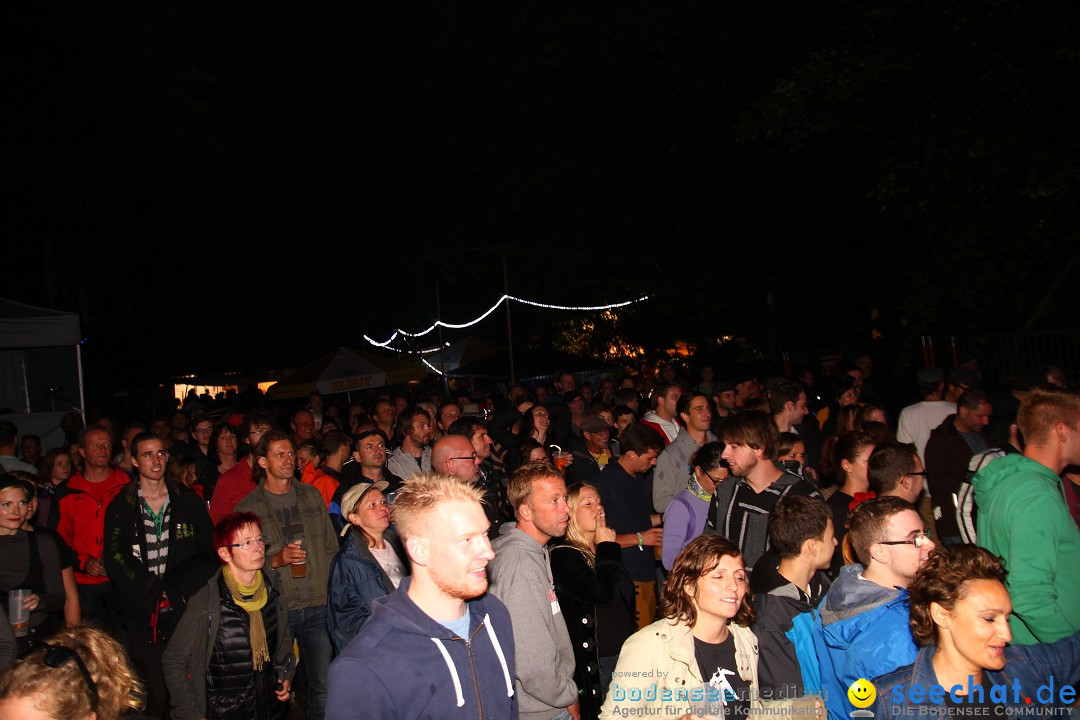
[489,462,580,720]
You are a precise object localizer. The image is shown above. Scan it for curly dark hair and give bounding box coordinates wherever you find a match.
[661,535,755,628]
[907,545,1008,646]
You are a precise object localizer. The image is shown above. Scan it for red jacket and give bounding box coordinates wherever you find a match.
[208,460,255,525]
[55,467,131,585]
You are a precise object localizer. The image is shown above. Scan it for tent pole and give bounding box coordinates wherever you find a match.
[503,255,515,385]
[20,353,31,413]
[75,343,87,422]
[436,279,449,396]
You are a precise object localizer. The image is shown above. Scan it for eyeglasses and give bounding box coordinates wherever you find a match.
[879,530,932,548]
[905,470,929,478]
[228,536,270,550]
[27,642,99,709]
[194,427,214,434]
[449,454,479,463]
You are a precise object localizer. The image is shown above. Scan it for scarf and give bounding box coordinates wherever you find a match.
[687,473,713,502]
[222,566,270,670]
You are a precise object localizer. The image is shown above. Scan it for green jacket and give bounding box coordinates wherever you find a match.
[972,454,1080,644]
[235,480,338,610]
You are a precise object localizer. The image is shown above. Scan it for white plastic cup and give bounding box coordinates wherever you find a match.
[8,589,30,638]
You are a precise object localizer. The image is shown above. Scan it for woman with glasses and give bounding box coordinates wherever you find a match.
[0,625,145,720]
[326,481,409,654]
[163,512,295,720]
[660,443,729,570]
[487,396,566,474]
[872,545,1080,717]
[0,475,66,652]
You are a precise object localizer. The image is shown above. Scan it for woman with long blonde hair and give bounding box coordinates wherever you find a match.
[550,483,635,720]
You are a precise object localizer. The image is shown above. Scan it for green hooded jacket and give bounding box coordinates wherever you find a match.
[972,453,1080,644]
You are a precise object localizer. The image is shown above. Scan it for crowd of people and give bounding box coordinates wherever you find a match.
[0,357,1078,720]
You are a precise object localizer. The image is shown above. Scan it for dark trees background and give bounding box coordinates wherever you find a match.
[8,2,1077,384]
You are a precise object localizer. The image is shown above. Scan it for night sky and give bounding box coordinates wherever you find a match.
[9,2,1077,388]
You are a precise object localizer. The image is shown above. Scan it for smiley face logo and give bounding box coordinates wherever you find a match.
[848,678,877,709]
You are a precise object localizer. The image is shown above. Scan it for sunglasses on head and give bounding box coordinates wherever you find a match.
[20,641,99,709]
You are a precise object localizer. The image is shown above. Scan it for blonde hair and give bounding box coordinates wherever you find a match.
[0,626,145,720]
[391,473,485,541]
[564,483,599,565]
[1018,387,1080,446]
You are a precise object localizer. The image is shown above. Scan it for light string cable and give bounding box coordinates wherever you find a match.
[362,293,650,349]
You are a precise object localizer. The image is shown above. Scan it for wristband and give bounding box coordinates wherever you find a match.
[636,532,644,551]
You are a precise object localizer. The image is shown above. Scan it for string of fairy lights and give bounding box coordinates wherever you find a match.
[362,293,650,374]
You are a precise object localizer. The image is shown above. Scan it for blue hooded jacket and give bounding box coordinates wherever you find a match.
[816,564,919,720]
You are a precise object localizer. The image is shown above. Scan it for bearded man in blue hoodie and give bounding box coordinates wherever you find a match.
[326,473,517,720]
[490,463,580,720]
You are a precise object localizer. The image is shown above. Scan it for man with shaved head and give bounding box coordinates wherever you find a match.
[431,434,481,484]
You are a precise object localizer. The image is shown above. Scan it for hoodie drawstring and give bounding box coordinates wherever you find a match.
[483,613,515,698]
[431,638,465,707]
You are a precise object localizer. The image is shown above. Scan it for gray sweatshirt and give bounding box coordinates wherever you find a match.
[489,523,577,720]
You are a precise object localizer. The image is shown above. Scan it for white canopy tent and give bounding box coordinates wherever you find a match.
[0,297,85,450]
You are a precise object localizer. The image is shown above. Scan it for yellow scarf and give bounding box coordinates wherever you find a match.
[222,566,270,669]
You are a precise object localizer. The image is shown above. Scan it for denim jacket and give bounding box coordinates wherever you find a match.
[872,633,1080,718]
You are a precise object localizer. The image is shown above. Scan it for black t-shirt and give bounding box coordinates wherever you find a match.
[826,491,854,577]
[694,634,752,718]
[593,461,656,582]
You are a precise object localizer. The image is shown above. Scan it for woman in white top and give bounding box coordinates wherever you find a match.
[325,481,410,654]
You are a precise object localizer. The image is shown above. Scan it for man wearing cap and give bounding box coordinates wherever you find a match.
[652,392,717,514]
[326,479,407,654]
[733,372,763,410]
[565,414,615,486]
[326,474,517,720]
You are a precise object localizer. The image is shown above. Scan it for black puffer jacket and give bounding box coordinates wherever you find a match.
[207,574,287,720]
[162,568,295,720]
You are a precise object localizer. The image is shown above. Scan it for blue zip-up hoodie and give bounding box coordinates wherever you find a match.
[326,577,517,720]
[816,564,919,720]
